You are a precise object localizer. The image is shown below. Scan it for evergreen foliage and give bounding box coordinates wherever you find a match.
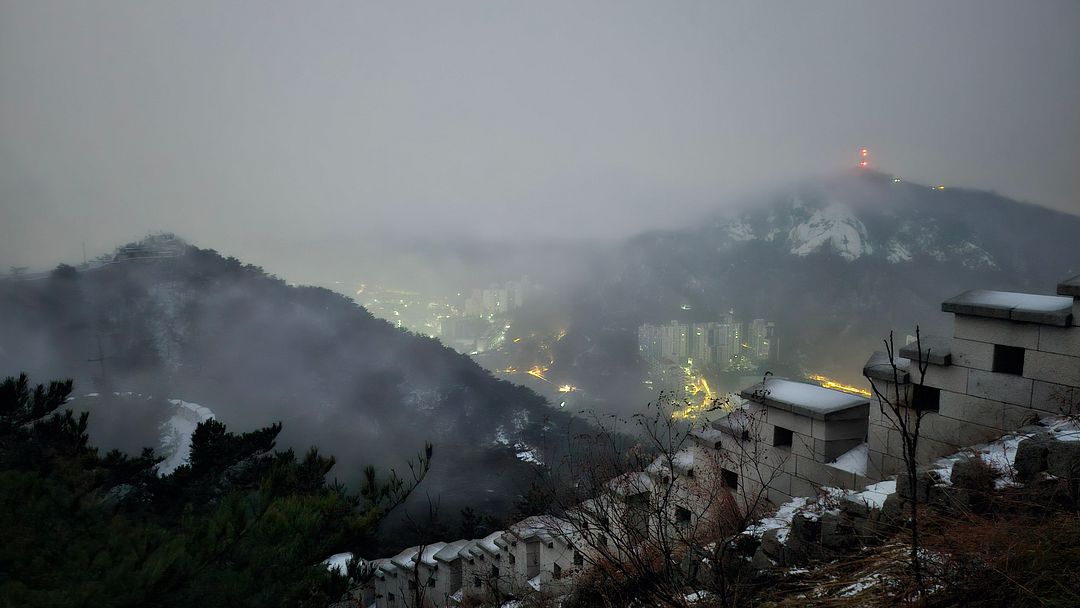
[0,373,427,608]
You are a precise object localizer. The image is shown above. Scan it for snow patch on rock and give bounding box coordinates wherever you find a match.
[954,241,998,269]
[494,425,544,466]
[157,399,215,475]
[744,496,810,543]
[788,203,872,261]
[725,219,755,241]
[324,552,353,574]
[885,240,912,263]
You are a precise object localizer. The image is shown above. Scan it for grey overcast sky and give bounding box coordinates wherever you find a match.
[1,1,1078,272]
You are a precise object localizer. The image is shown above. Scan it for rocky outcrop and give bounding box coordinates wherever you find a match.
[743,417,1080,570]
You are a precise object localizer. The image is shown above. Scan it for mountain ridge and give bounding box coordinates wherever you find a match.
[0,238,578,548]
[547,171,1080,402]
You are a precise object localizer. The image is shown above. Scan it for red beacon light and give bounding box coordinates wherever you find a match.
[858,147,870,168]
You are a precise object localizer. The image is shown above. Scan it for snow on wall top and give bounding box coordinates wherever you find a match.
[741,378,869,421]
[434,539,471,563]
[942,289,1074,326]
[478,530,504,554]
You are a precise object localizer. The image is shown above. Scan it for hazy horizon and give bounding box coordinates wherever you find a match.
[3,1,1079,277]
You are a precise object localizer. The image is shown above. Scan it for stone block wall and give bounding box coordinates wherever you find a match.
[867,279,1080,479]
[713,396,870,509]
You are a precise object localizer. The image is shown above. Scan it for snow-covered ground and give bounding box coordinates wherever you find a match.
[926,416,1079,489]
[493,426,544,466]
[744,496,810,543]
[746,416,1080,541]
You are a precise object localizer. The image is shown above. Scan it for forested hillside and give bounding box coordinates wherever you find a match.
[0,238,579,544]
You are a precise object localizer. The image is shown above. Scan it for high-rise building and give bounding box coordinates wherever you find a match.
[766,322,780,362]
[639,316,771,368]
[749,319,767,361]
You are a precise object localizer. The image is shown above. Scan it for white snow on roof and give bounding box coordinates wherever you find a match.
[157,399,215,475]
[528,574,541,591]
[749,378,867,413]
[828,442,868,476]
[478,531,503,554]
[607,471,656,495]
[954,290,1072,313]
[434,539,470,562]
[390,546,421,569]
[673,448,697,471]
[418,542,447,567]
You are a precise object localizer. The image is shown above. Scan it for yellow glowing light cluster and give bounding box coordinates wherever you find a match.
[557,385,576,393]
[526,365,549,380]
[807,374,872,398]
[673,376,718,420]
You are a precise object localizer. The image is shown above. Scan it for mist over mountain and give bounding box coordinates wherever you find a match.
[0,238,583,548]
[549,170,1080,398]
[2,170,1076,549]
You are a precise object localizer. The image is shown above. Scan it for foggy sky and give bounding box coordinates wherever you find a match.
[2,1,1078,277]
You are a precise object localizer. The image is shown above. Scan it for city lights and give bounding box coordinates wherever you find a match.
[807,374,872,398]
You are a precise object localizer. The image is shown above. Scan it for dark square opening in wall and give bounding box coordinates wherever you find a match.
[721,468,738,489]
[912,385,940,413]
[992,344,1025,375]
[773,426,793,448]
